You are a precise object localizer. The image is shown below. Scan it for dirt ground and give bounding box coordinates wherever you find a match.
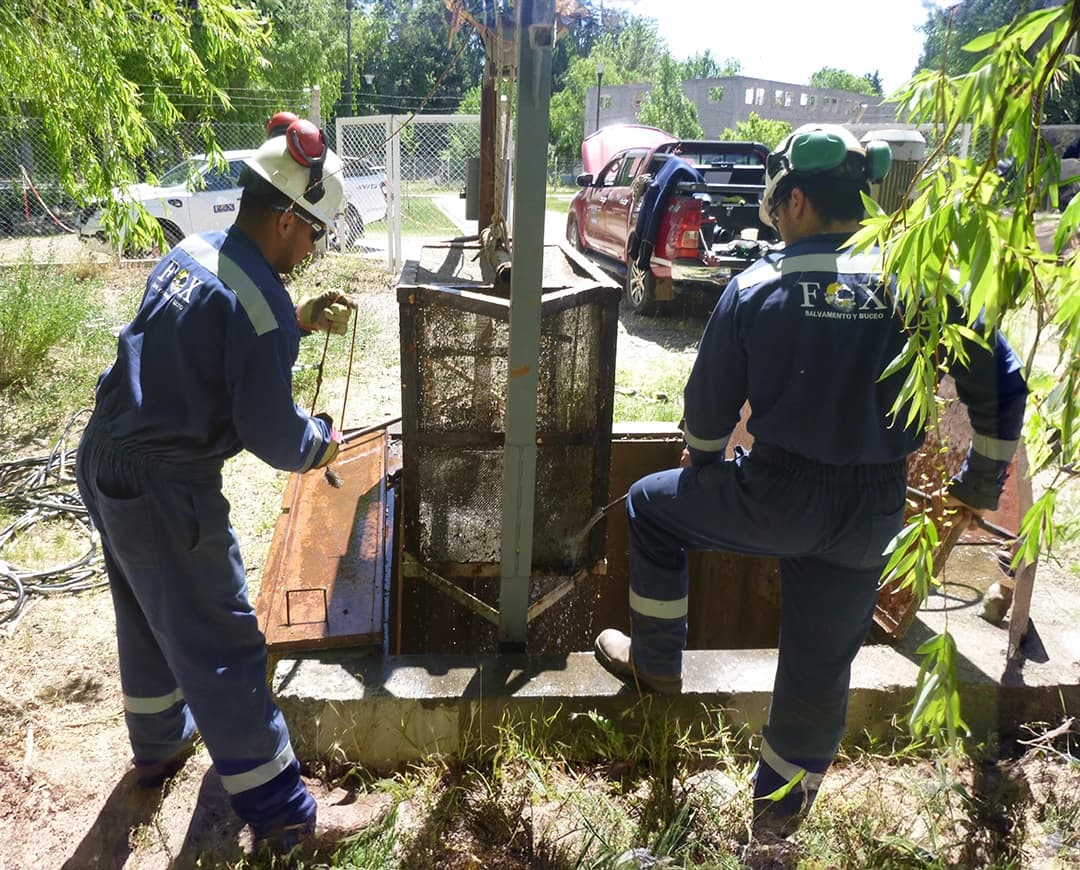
[0,253,706,868]
[1,249,1078,868]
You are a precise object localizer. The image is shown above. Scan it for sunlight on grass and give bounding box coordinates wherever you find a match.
[613,351,694,425]
[401,195,459,237]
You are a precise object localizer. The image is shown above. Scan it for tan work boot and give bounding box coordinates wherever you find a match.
[594,629,682,694]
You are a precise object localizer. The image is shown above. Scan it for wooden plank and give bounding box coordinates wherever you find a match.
[255,429,390,653]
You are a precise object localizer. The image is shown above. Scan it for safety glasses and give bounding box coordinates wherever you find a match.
[273,205,325,242]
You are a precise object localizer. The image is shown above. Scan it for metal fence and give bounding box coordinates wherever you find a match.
[0,118,266,247]
[338,113,484,272]
[1,113,583,264]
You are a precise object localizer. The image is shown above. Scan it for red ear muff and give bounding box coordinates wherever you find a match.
[266,111,300,139]
[284,119,326,203]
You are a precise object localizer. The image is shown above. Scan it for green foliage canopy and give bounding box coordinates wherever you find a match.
[809,66,881,95]
[680,52,740,80]
[0,0,268,204]
[914,0,1079,124]
[719,113,792,149]
[855,2,1080,742]
[637,55,702,140]
[548,18,664,159]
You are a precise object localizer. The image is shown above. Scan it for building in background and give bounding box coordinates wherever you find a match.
[585,75,901,139]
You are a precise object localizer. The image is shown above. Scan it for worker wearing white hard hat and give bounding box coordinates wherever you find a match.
[76,114,356,855]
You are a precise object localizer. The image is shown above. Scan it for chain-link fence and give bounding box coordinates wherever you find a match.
[2,113,589,263]
[339,114,483,272]
[0,118,269,247]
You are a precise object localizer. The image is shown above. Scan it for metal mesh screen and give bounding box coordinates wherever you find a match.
[399,246,619,574]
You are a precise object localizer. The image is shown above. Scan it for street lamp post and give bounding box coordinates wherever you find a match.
[344,0,355,115]
[363,73,374,115]
[595,62,604,133]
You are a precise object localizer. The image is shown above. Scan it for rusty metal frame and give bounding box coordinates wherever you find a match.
[402,553,499,625]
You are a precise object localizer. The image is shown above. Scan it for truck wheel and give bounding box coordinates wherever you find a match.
[123,220,183,258]
[566,216,585,252]
[625,261,658,315]
[159,220,184,249]
[344,205,365,246]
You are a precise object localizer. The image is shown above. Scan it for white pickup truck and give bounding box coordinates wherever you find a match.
[77,149,387,251]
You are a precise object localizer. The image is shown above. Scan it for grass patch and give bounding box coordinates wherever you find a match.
[545,192,574,217]
[0,257,134,447]
[400,195,459,237]
[0,256,102,391]
[613,352,694,425]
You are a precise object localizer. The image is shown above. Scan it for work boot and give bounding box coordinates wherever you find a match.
[134,737,199,788]
[256,816,316,856]
[594,629,682,694]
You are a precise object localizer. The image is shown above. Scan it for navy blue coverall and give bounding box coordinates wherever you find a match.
[624,232,1027,825]
[628,155,704,268]
[76,228,337,838]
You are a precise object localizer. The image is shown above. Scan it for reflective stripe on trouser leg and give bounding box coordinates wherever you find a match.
[764,554,885,761]
[77,436,196,764]
[752,737,828,828]
[75,423,311,832]
[626,472,689,679]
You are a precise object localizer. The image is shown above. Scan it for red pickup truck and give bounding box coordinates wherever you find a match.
[566,134,780,314]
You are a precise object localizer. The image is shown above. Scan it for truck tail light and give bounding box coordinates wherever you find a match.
[673,199,709,255]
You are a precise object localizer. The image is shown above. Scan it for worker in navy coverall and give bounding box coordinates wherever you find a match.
[76,114,355,853]
[594,124,1028,838]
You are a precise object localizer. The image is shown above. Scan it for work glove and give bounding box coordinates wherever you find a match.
[947,446,1011,512]
[296,291,357,335]
[312,412,344,468]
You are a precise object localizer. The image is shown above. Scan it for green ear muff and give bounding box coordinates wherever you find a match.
[864,140,892,183]
[788,131,851,173]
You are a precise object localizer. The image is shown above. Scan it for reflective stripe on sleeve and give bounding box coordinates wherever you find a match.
[683,429,730,454]
[629,588,689,620]
[971,434,1018,462]
[760,738,824,793]
[218,743,296,795]
[297,418,323,472]
[179,236,278,336]
[124,688,184,715]
[740,251,884,289]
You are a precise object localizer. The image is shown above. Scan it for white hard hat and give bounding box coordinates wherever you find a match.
[759,124,891,228]
[244,120,345,226]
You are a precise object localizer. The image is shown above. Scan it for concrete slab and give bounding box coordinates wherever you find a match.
[272,543,1080,770]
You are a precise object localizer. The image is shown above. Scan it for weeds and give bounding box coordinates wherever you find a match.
[0,255,101,391]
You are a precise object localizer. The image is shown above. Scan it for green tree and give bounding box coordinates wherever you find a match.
[809,66,879,95]
[680,52,740,80]
[258,0,355,121]
[0,0,268,245]
[914,0,1030,76]
[637,54,702,140]
[362,0,485,117]
[719,113,791,149]
[856,2,1080,743]
[548,18,665,159]
[915,0,1079,124]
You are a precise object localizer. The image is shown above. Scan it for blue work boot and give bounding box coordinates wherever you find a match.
[595,629,682,694]
[134,736,199,788]
[256,816,317,856]
[247,775,318,857]
[751,752,823,840]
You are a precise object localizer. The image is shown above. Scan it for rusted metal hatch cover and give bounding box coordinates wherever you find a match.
[256,427,396,653]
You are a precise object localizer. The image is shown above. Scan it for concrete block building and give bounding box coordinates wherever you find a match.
[584,75,901,139]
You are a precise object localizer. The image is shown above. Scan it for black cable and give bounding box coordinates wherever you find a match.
[0,410,106,626]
